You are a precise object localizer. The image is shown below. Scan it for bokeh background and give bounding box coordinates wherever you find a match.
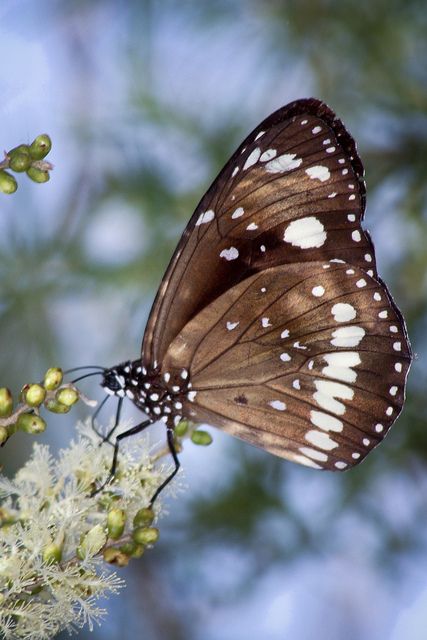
[1,1,427,638]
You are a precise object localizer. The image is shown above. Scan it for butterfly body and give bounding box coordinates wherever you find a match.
[101,360,192,426]
[102,98,411,478]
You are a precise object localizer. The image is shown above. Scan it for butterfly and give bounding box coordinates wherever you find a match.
[95,98,411,503]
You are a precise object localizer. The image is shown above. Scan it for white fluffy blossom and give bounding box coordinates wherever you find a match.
[0,420,174,639]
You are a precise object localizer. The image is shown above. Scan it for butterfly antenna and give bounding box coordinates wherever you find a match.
[64,365,106,375]
[71,371,105,384]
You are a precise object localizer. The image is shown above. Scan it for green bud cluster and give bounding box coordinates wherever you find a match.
[0,367,81,444]
[102,506,159,567]
[0,134,53,194]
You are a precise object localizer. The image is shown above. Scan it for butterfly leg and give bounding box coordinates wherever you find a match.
[149,427,180,506]
[91,418,152,496]
[91,395,110,437]
[104,396,124,442]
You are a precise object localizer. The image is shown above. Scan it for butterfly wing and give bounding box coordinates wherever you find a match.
[142,98,374,367]
[162,261,411,470]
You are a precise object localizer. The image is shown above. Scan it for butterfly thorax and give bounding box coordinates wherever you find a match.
[101,360,193,426]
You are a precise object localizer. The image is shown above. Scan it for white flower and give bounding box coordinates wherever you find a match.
[0,419,176,639]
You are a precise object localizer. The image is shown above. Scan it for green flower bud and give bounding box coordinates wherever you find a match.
[0,170,17,194]
[8,144,30,155]
[76,524,107,560]
[133,507,154,528]
[8,148,32,172]
[191,429,213,446]
[174,419,189,437]
[26,166,50,183]
[56,387,79,407]
[132,526,159,546]
[0,426,8,445]
[103,547,129,567]
[43,542,62,564]
[130,544,145,558]
[17,413,47,435]
[0,388,13,417]
[119,542,136,556]
[22,383,46,407]
[44,399,70,414]
[44,367,63,390]
[29,134,52,160]
[119,541,145,558]
[107,508,126,540]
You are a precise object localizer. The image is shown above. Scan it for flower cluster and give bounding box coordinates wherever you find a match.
[0,420,172,639]
[0,368,85,447]
[0,134,53,194]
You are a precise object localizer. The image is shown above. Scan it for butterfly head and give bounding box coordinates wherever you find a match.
[101,361,133,398]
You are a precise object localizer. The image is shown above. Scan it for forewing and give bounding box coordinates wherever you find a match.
[143,98,373,366]
[163,262,411,470]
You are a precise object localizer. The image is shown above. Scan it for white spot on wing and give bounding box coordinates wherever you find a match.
[243,148,261,170]
[246,222,258,230]
[305,430,339,450]
[226,321,239,331]
[195,209,215,226]
[255,131,265,140]
[232,166,239,177]
[331,326,365,347]
[335,461,347,469]
[293,341,307,350]
[280,352,291,362]
[261,317,272,328]
[306,165,331,182]
[269,400,286,411]
[352,230,361,242]
[260,149,277,162]
[220,247,239,261]
[299,446,328,462]
[312,285,325,297]
[312,126,322,134]
[265,153,302,174]
[283,216,326,249]
[313,379,354,415]
[322,352,361,383]
[231,207,244,219]
[331,303,357,323]
[310,410,343,432]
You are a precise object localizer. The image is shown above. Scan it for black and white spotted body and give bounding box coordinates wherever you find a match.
[101,360,193,427]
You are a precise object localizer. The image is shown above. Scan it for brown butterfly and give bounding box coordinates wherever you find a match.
[94,98,411,503]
